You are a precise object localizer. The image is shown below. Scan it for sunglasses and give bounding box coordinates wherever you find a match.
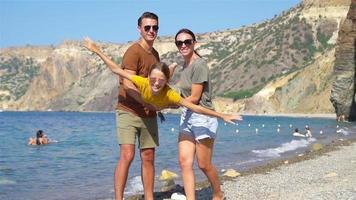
[149,77,166,84]
[143,25,159,32]
[175,39,194,47]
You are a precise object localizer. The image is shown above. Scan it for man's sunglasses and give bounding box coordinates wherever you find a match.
[175,39,194,47]
[144,25,159,32]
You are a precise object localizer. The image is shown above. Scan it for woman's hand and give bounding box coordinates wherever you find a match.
[222,114,243,124]
[83,37,100,53]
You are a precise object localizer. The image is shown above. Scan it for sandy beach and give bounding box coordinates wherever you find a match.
[128,139,356,200]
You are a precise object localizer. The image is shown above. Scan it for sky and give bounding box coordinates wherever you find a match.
[0,0,300,48]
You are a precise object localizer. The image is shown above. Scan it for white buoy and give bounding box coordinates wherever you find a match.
[289,124,292,128]
[248,123,251,127]
[255,128,259,133]
[278,124,281,127]
[235,129,239,133]
[224,123,227,126]
[336,125,339,128]
[262,124,265,127]
[277,128,280,133]
[171,128,175,132]
[319,130,323,134]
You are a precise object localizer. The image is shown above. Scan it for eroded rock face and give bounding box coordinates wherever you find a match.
[330,1,356,121]
[303,0,351,7]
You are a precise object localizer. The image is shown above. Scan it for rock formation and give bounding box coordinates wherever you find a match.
[330,0,356,121]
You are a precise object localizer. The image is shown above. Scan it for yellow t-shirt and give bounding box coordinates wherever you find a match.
[131,75,181,109]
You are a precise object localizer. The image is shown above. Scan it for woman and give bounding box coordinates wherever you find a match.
[83,37,242,124]
[28,130,49,145]
[175,28,229,200]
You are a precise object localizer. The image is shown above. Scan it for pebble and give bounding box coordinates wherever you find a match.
[221,143,356,199]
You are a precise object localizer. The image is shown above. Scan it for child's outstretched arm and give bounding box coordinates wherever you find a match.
[83,37,132,81]
[178,98,242,124]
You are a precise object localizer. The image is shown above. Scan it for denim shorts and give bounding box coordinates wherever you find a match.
[179,107,218,141]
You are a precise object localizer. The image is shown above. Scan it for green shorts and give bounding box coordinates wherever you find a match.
[116,109,159,149]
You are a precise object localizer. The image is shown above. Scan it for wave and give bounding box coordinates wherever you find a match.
[0,177,16,185]
[252,138,316,158]
[49,139,58,143]
[126,176,143,195]
[336,128,349,135]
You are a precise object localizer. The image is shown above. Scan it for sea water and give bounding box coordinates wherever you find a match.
[0,111,355,199]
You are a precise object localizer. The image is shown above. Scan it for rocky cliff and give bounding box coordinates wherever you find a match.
[0,0,353,116]
[330,0,356,121]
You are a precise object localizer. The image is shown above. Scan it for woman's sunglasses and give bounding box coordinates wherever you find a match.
[175,39,194,47]
[144,25,159,32]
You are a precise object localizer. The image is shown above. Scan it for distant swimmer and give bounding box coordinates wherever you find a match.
[305,126,312,138]
[292,128,306,138]
[28,130,49,145]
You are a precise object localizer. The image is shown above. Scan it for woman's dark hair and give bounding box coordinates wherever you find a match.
[174,28,201,57]
[138,12,158,26]
[149,62,170,81]
[36,130,43,145]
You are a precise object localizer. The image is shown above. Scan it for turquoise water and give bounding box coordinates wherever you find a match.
[0,111,355,199]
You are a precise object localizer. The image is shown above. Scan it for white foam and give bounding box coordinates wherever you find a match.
[0,177,16,185]
[252,138,316,158]
[237,158,264,165]
[49,139,58,143]
[127,176,143,195]
[336,128,349,135]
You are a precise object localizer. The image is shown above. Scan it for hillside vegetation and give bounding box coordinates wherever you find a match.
[0,0,352,114]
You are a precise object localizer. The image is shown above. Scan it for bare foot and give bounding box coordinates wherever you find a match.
[212,191,225,200]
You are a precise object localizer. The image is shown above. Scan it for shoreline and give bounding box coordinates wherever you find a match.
[242,113,336,119]
[220,138,356,199]
[127,138,356,200]
[0,110,337,119]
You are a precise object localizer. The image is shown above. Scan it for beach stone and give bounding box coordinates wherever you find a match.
[312,143,323,151]
[324,172,338,178]
[284,160,289,164]
[160,179,176,192]
[223,169,241,177]
[171,192,187,200]
[159,169,178,180]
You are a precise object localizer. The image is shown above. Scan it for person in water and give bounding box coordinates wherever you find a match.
[292,128,306,137]
[83,37,242,123]
[28,130,49,145]
[305,126,312,138]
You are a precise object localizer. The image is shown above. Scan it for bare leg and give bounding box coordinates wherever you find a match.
[140,148,155,200]
[178,134,196,200]
[115,144,135,200]
[196,139,224,200]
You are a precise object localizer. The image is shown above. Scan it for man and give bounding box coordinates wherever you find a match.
[114,12,160,200]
